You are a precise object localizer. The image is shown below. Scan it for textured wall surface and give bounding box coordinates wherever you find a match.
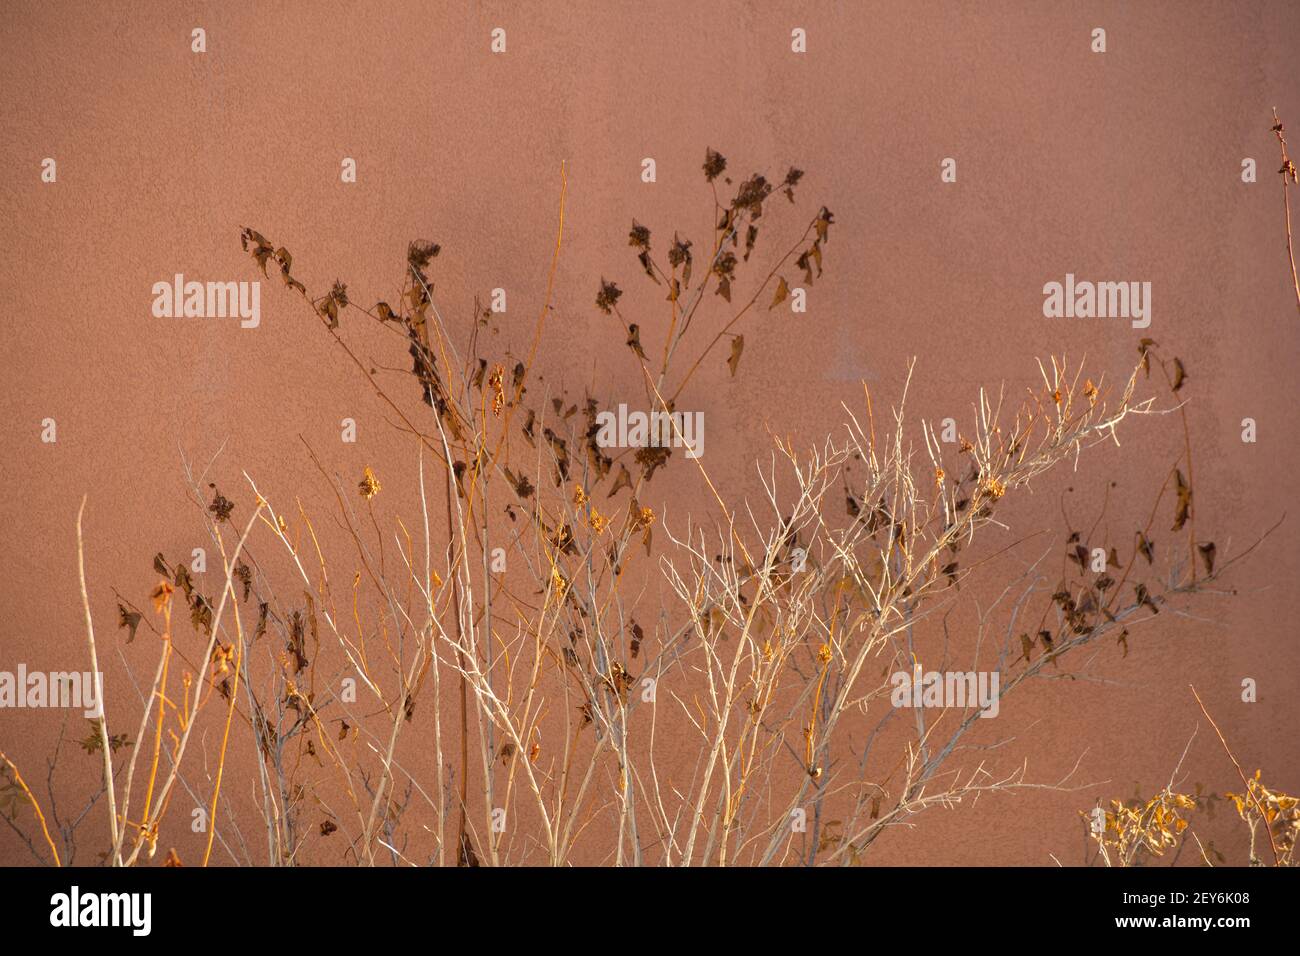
[1,1,1298,867]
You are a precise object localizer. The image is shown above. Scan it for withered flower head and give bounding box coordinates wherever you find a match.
[488,364,506,415]
[549,566,569,604]
[703,147,727,183]
[407,240,441,274]
[635,445,671,480]
[713,251,738,281]
[596,278,623,314]
[733,174,772,216]
[628,220,651,250]
[208,486,234,522]
[359,466,381,500]
[982,477,1007,500]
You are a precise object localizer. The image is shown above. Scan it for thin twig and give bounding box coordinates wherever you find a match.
[76,497,120,864]
[1271,108,1300,313]
[1189,684,1280,866]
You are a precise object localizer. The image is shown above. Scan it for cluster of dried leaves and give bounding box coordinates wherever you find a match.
[1088,787,1198,867]
[1085,770,1298,868]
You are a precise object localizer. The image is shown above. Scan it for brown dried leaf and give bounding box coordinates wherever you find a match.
[771,276,789,309]
[727,335,745,377]
[1198,541,1216,575]
[117,603,141,644]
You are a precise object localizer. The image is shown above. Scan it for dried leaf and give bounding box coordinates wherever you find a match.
[317,295,339,329]
[1019,632,1034,662]
[1138,338,1157,376]
[234,560,252,601]
[1135,582,1159,614]
[626,323,647,360]
[1172,469,1192,531]
[607,464,632,497]
[1198,541,1216,575]
[771,276,789,309]
[814,206,835,243]
[727,335,745,377]
[117,604,141,644]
